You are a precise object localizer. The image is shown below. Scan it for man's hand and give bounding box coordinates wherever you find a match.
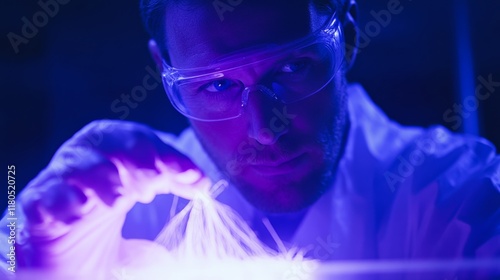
[16,120,209,277]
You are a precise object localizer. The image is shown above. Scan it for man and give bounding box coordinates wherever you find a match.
[1,0,499,278]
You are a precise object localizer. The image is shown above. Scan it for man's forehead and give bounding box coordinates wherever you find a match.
[164,1,316,68]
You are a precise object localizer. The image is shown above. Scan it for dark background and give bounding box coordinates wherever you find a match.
[1,0,499,211]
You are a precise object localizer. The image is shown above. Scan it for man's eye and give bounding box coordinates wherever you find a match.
[280,60,309,73]
[204,79,235,92]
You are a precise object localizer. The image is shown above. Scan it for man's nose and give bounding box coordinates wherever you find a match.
[242,85,289,145]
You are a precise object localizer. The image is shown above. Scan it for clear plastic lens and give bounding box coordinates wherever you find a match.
[165,42,339,121]
[173,78,244,120]
[162,14,343,121]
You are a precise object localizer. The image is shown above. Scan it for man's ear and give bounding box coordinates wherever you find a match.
[342,0,358,70]
[148,39,165,71]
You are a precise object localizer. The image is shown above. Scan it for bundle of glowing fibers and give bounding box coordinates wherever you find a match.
[151,180,319,280]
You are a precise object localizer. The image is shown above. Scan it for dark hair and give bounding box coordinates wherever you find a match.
[140,0,348,59]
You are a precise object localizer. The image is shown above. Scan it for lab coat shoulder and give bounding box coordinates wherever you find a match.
[376,117,499,258]
[347,84,499,258]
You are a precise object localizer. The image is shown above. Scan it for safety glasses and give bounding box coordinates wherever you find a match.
[161,12,345,122]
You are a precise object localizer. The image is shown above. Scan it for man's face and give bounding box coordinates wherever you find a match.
[164,1,349,213]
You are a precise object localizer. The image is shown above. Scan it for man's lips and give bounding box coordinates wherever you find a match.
[249,152,307,175]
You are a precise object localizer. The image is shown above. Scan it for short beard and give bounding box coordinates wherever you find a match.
[199,77,350,213]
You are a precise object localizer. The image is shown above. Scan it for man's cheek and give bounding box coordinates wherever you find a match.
[310,92,341,123]
[211,134,247,164]
[288,101,334,133]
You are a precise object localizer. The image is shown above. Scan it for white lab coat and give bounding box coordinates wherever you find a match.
[2,84,499,278]
[122,84,500,261]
